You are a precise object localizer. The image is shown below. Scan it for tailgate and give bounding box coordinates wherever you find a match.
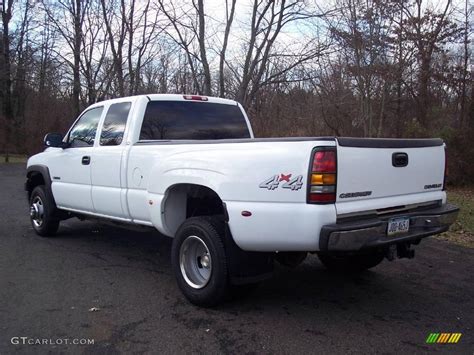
[335,138,446,215]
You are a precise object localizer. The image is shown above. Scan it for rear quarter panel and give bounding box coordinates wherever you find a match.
[127,140,337,251]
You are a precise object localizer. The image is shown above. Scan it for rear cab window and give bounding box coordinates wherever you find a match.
[100,102,132,146]
[139,101,251,140]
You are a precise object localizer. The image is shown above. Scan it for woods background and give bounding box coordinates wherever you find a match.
[0,0,472,184]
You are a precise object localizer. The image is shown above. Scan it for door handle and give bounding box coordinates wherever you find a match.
[82,156,91,165]
[392,152,408,167]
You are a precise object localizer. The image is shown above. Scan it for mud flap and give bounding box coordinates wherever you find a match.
[223,223,274,285]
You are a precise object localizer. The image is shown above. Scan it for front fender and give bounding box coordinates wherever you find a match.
[26,164,54,201]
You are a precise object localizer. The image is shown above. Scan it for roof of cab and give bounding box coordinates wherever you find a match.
[146,94,238,106]
[86,94,240,111]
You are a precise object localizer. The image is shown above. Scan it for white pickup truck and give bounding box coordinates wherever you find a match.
[26,94,458,306]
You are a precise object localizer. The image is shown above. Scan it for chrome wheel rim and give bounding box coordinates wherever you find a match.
[179,235,212,289]
[30,196,44,228]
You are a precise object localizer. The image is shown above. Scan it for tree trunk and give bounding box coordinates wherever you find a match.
[459,0,469,128]
[219,0,236,98]
[197,0,212,96]
[72,0,82,117]
[417,55,430,129]
[1,1,14,161]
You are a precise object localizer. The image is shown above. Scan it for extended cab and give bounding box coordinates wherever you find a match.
[26,94,459,306]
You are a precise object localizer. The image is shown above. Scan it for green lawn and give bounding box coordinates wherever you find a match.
[0,154,27,163]
[437,187,474,248]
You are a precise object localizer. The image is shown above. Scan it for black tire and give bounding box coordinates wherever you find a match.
[171,216,229,307]
[317,250,385,272]
[29,185,60,237]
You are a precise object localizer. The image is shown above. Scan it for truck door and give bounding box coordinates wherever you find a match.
[90,101,132,218]
[49,106,104,212]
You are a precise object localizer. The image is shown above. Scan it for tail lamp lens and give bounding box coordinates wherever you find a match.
[312,150,336,173]
[309,193,336,203]
[311,173,336,185]
[310,185,336,193]
[308,149,337,203]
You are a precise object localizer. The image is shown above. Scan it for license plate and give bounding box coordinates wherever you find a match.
[387,217,410,236]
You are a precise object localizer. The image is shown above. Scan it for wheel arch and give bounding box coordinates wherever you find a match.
[158,183,228,237]
[26,165,55,203]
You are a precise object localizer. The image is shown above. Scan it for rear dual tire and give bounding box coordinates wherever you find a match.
[171,216,229,307]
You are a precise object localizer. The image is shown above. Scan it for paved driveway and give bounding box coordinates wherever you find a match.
[0,164,472,354]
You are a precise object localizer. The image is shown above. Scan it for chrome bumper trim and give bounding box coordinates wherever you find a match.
[320,204,459,252]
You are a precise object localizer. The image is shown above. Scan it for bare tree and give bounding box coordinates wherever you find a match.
[195,0,211,95]
[158,0,206,95]
[403,0,459,128]
[0,0,472,183]
[81,0,109,105]
[459,0,471,128]
[234,0,327,108]
[100,0,127,96]
[127,0,163,95]
[41,0,87,116]
[329,0,396,137]
[100,0,164,96]
[218,0,237,97]
[1,0,14,161]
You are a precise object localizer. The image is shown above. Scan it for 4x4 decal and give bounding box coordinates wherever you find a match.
[259,174,304,191]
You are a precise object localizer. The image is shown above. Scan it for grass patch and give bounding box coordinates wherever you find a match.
[435,187,474,248]
[0,154,27,163]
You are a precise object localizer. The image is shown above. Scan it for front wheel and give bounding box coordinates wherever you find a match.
[317,250,385,272]
[29,185,60,237]
[171,216,229,307]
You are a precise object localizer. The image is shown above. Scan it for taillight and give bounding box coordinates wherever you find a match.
[443,146,448,191]
[312,150,336,173]
[308,148,337,204]
[183,95,208,101]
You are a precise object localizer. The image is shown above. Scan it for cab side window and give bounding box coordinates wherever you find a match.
[68,107,103,147]
[100,102,131,146]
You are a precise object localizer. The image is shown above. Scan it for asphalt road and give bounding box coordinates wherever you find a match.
[1,163,473,354]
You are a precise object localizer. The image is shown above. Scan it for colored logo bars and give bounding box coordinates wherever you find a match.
[426,333,462,344]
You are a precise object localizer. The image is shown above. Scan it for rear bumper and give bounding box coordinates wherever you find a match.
[319,203,459,252]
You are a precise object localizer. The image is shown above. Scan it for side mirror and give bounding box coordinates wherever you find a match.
[44,133,65,148]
